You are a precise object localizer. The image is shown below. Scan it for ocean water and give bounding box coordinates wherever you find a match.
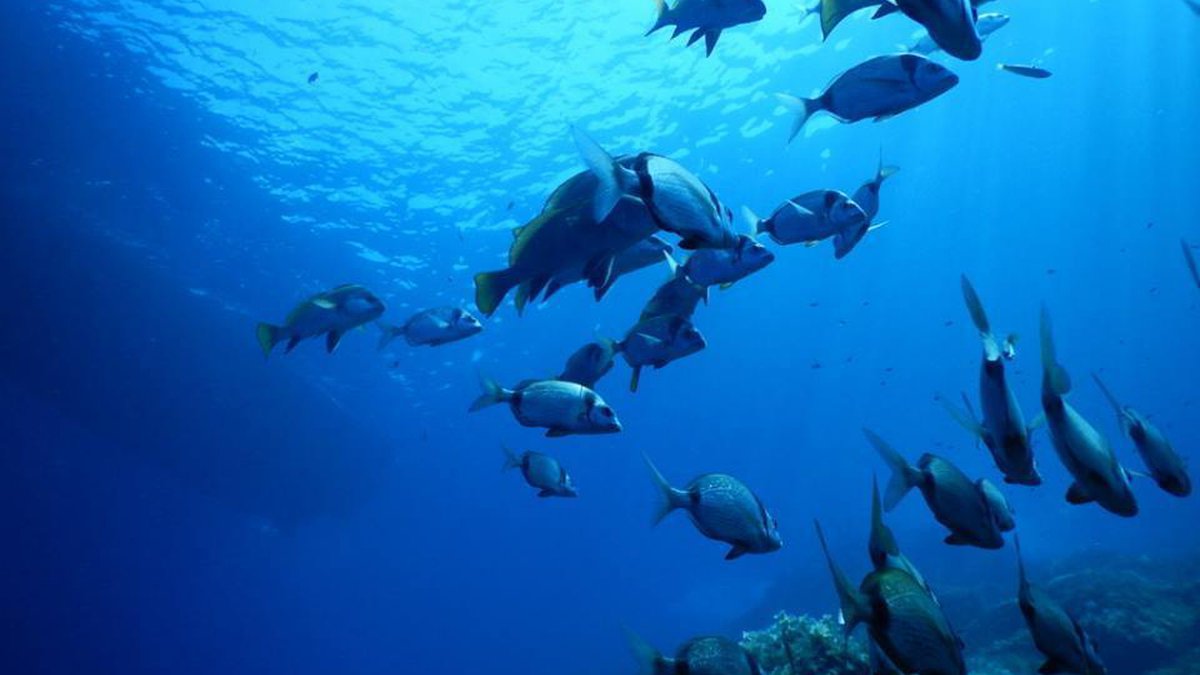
[2,1,1199,673]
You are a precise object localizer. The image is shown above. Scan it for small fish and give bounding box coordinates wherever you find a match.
[999,63,1053,79]
[469,377,622,437]
[889,0,982,61]
[868,429,1010,548]
[682,234,775,288]
[1039,307,1138,517]
[627,631,763,675]
[815,521,966,675]
[1182,238,1200,289]
[778,54,959,141]
[744,191,868,258]
[558,339,620,389]
[573,128,739,250]
[1092,373,1191,497]
[940,276,1041,485]
[377,307,482,349]
[644,454,782,560]
[645,0,768,57]
[619,315,707,392]
[1015,536,1108,675]
[502,446,577,498]
[307,72,319,84]
[909,13,1009,55]
[506,200,514,211]
[256,284,385,357]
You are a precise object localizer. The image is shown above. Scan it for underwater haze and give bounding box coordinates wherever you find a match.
[2,1,1199,673]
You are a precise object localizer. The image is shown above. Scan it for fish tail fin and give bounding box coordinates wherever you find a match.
[741,205,764,235]
[1091,372,1124,420]
[501,445,521,472]
[474,268,520,317]
[864,428,920,510]
[959,273,994,333]
[644,453,688,526]
[255,323,284,358]
[376,322,403,350]
[571,126,638,223]
[624,628,665,675]
[1014,533,1030,592]
[936,391,985,440]
[877,151,900,183]
[468,374,511,412]
[1039,305,1072,395]
[645,0,671,36]
[776,93,818,144]
[814,520,871,636]
[630,365,643,393]
[872,2,900,19]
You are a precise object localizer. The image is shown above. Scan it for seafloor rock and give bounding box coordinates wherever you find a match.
[740,612,869,674]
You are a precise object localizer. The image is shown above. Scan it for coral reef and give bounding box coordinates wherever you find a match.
[740,612,868,674]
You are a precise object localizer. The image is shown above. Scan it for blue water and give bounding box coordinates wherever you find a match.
[2,2,1198,673]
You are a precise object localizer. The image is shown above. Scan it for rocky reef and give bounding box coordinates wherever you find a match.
[740,613,868,674]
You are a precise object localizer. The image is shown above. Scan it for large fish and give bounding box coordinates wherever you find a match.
[574,128,740,250]
[744,190,869,258]
[646,0,768,57]
[619,314,707,392]
[1039,308,1138,517]
[645,454,782,560]
[868,429,1011,549]
[779,54,958,142]
[682,234,775,289]
[502,446,577,498]
[469,377,622,437]
[889,0,982,61]
[909,13,1008,55]
[627,631,763,675]
[815,521,966,675]
[1015,536,1107,675]
[941,275,1041,485]
[376,306,482,349]
[1092,373,1191,497]
[256,284,385,357]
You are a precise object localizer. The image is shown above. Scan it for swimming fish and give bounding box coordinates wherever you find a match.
[868,429,1010,548]
[627,631,763,675]
[646,0,768,57]
[645,454,782,560]
[851,154,899,224]
[558,339,621,389]
[815,521,966,674]
[1092,373,1190,497]
[469,377,622,437]
[542,235,674,302]
[888,0,982,61]
[778,54,959,141]
[941,275,1041,486]
[639,265,709,322]
[1015,536,1108,675]
[868,476,930,591]
[307,72,319,84]
[620,314,707,392]
[377,307,482,349]
[745,191,870,258]
[502,446,577,498]
[256,284,385,357]
[573,128,740,250]
[999,63,1054,79]
[909,13,1009,55]
[682,234,775,289]
[1039,307,1138,517]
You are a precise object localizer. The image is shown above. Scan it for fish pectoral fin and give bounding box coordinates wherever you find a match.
[724,545,748,561]
[1037,660,1067,674]
[719,282,734,291]
[1065,482,1095,505]
[703,29,722,57]
[545,428,570,438]
[325,331,343,353]
[944,533,970,546]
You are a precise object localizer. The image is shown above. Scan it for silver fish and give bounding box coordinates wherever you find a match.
[645,454,782,560]
[1015,536,1107,675]
[469,377,622,437]
[1093,373,1190,497]
[744,190,868,256]
[682,234,775,289]
[620,315,707,392]
[256,284,385,357]
[502,446,577,498]
[999,63,1053,79]
[377,307,482,349]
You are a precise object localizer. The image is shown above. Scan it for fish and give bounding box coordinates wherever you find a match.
[815,521,966,675]
[619,315,707,392]
[645,0,768,57]
[558,339,621,389]
[778,54,959,142]
[502,446,577,498]
[909,13,1009,55]
[377,307,482,349]
[851,153,899,224]
[1092,373,1191,497]
[1039,307,1139,517]
[644,454,782,560]
[307,72,319,84]
[868,476,931,592]
[639,265,709,323]
[468,377,622,437]
[744,191,869,258]
[889,0,982,61]
[940,275,1042,485]
[814,0,889,40]
[256,284,385,357]
[573,128,740,250]
[1187,0,1200,17]
[682,234,775,289]
[868,429,1009,549]
[978,478,1016,532]
[999,63,1054,79]
[1015,536,1108,675]
[542,235,674,303]
[1182,238,1200,288]
[627,631,763,675]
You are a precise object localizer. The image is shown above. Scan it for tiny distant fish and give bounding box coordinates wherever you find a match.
[506,200,514,211]
[307,72,319,84]
[502,446,577,498]
[627,631,763,675]
[998,64,1053,79]
[377,307,482,349]
[778,54,959,141]
[1015,536,1107,675]
[256,284,385,357]
[644,454,782,560]
[469,377,622,437]
[646,0,767,57]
